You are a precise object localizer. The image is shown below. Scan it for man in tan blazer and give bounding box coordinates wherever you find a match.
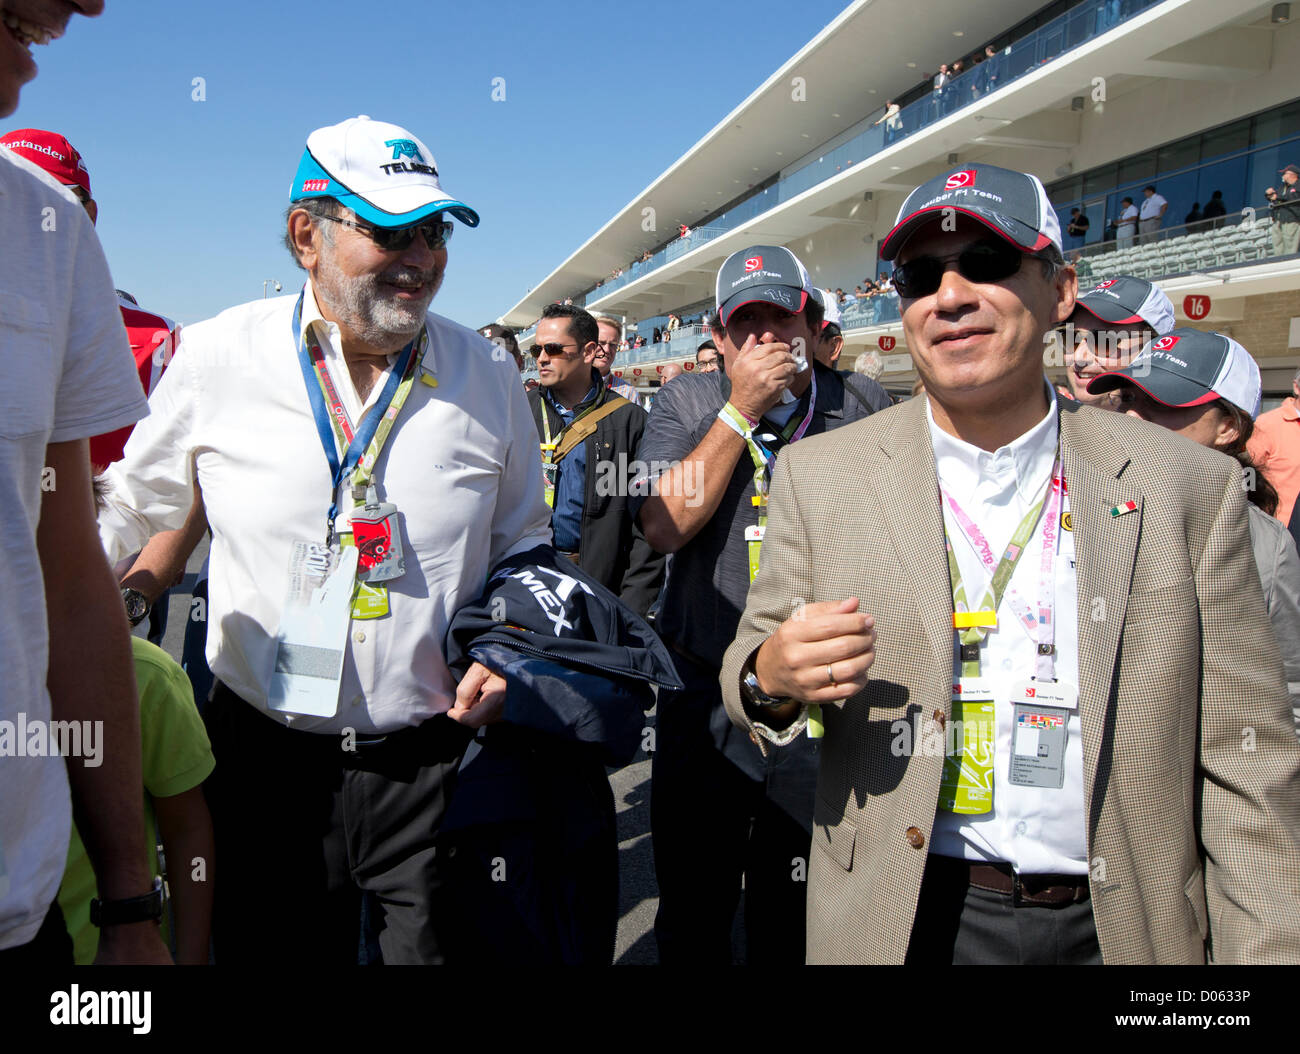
[721,163,1300,964]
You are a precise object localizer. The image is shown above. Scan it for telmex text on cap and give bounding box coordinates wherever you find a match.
[290,115,479,229]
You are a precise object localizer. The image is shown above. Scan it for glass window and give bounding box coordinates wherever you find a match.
[1157,136,1199,175]
[1196,155,1248,219]
[1048,176,1081,204]
[1083,164,1116,197]
[1201,121,1249,163]
[1253,101,1300,148]
[1118,151,1157,184]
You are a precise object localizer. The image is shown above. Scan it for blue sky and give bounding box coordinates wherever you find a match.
[7,0,848,330]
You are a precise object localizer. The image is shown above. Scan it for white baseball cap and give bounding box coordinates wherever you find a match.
[289,115,479,228]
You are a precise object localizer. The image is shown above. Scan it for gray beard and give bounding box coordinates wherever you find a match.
[313,252,440,350]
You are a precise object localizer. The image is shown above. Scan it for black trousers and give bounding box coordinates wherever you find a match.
[0,900,72,966]
[203,684,471,965]
[651,653,811,965]
[905,855,1103,965]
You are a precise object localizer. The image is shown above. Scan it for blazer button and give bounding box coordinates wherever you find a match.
[932,710,946,728]
[905,826,925,849]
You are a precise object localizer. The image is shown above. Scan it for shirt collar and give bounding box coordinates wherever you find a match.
[1284,397,1300,422]
[543,370,601,418]
[928,383,1059,507]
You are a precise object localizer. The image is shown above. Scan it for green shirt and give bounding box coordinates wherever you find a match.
[58,637,215,964]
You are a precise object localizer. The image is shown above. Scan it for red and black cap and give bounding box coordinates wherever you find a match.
[1072,276,1175,333]
[1088,328,1261,418]
[879,163,1061,261]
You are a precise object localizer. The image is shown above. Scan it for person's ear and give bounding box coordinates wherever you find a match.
[581,339,599,365]
[288,208,320,270]
[1051,261,1078,327]
[1214,409,1241,449]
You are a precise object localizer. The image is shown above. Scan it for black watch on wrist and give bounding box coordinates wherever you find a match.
[90,876,164,927]
[121,587,151,628]
[741,665,794,710]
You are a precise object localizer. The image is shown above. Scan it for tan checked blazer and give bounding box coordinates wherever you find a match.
[721,394,1300,964]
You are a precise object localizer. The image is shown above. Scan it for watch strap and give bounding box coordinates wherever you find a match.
[91,876,164,927]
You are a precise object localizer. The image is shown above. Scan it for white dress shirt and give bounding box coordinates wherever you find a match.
[927,389,1088,874]
[1118,204,1138,231]
[99,282,553,734]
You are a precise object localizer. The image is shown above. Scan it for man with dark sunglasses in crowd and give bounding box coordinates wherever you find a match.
[721,162,1300,965]
[97,116,554,964]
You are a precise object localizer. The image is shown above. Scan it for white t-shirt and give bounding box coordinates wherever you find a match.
[1118,204,1139,230]
[0,150,149,949]
[1140,193,1167,220]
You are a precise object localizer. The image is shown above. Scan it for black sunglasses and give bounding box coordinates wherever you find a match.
[528,342,580,357]
[323,214,453,252]
[892,239,1025,298]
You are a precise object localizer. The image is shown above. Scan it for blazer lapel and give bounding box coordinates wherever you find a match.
[1059,403,1143,830]
[875,397,954,674]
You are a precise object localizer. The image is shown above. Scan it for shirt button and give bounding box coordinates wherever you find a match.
[1016,821,1028,835]
[905,826,925,849]
[353,630,366,644]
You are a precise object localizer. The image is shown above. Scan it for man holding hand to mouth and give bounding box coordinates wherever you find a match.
[97,116,553,964]
[722,163,1300,964]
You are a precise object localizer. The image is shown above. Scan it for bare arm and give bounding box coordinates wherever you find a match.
[152,786,215,965]
[119,482,207,603]
[639,332,798,553]
[39,439,171,964]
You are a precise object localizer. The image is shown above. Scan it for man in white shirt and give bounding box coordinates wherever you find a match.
[721,162,1300,964]
[98,116,552,964]
[1115,196,1138,248]
[1138,185,1168,242]
[0,0,171,966]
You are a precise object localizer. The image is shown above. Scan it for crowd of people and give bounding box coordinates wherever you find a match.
[4,4,1300,971]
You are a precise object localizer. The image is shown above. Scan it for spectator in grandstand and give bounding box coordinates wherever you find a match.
[1249,364,1300,526]
[1265,164,1300,257]
[874,99,902,144]
[593,315,637,400]
[1138,185,1168,242]
[1202,189,1227,224]
[0,1,174,967]
[1184,201,1202,226]
[1114,196,1138,247]
[931,64,951,120]
[1067,249,1092,279]
[975,44,1001,98]
[695,339,721,373]
[721,161,1300,966]
[877,271,893,294]
[1063,276,1174,407]
[1091,329,1300,738]
[1066,207,1089,248]
[634,244,891,966]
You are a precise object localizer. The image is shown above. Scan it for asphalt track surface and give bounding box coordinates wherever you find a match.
[143,537,743,965]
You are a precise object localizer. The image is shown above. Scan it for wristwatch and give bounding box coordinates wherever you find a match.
[121,587,151,628]
[91,876,164,927]
[741,666,794,710]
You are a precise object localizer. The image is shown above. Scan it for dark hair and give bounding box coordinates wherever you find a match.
[284,197,338,268]
[804,293,825,332]
[820,322,842,343]
[1215,401,1278,515]
[541,302,598,348]
[1211,190,1223,199]
[1121,196,1134,205]
[696,339,717,355]
[91,474,111,515]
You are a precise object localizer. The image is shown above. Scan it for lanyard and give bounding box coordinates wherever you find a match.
[539,384,602,461]
[942,454,1063,679]
[292,291,425,543]
[726,369,818,526]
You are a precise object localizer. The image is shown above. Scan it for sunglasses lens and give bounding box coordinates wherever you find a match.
[960,241,1022,283]
[893,241,1023,297]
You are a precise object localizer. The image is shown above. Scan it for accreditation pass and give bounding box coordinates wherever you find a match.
[267,540,358,718]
